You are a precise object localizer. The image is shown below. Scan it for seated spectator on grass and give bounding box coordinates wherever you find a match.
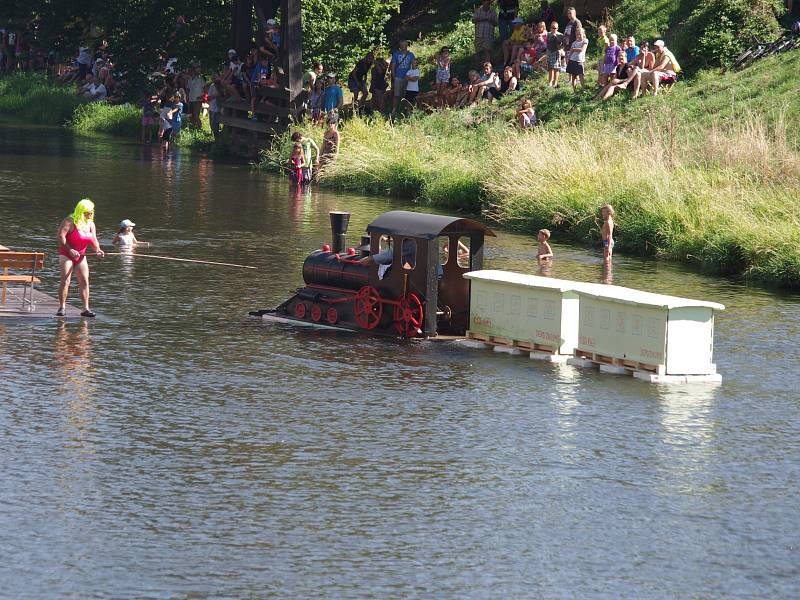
[513,42,537,80]
[468,62,499,104]
[503,18,527,66]
[517,98,536,128]
[596,51,640,100]
[643,39,680,95]
[77,75,107,101]
[598,33,623,87]
[489,65,517,100]
[629,41,655,70]
[370,57,390,114]
[566,27,588,91]
[624,36,640,63]
[222,52,245,100]
[473,0,497,64]
[250,54,273,118]
[403,58,421,108]
[348,51,374,110]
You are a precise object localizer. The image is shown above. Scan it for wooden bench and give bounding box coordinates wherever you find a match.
[0,252,45,311]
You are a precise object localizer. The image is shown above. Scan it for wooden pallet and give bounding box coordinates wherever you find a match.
[574,350,666,375]
[466,331,561,355]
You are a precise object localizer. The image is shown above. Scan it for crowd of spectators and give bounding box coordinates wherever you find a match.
[323,1,682,129]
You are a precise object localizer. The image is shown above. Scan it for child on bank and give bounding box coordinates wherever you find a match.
[537,228,553,260]
[433,46,451,108]
[600,203,615,262]
[518,98,536,128]
[113,219,150,249]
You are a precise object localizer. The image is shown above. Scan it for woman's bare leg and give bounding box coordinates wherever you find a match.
[58,256,74,310]
[74,258,91,311]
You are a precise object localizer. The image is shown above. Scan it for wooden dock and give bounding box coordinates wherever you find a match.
[0,287,81,320]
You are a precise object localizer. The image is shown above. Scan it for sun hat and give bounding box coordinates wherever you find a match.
[512,17,524,24]
[654,40,665,48]
[119,219,136,228]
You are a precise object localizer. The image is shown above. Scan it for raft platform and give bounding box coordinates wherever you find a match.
[0,286,82,320]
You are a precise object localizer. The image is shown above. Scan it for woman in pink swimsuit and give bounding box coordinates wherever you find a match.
[57,198,105,317]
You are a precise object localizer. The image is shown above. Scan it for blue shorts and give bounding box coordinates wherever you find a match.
[602,240,615,249]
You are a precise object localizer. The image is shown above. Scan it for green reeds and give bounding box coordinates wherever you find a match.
[0,73,84,125]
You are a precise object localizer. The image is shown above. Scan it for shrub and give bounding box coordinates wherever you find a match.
[682,0,783,69]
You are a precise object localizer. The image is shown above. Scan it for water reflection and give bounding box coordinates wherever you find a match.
[601,261,614,285]
[53,321,96,440]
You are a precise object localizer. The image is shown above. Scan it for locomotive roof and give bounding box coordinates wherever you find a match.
[366,211,496,240]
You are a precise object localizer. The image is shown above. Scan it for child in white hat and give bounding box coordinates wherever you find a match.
[113,219,149,249]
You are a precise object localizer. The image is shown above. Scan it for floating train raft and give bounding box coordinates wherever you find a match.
[463,271,723,384]
[251,210,724,384]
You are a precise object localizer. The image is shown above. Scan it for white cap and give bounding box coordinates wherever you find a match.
[266,18,277,25]
[512,17,524,24]
[119,219,136,228]
[228,48,237,55]
[654,39,665,47]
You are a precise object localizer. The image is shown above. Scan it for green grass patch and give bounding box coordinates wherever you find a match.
[0,72,85,126]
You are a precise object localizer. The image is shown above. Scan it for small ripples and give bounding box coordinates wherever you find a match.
[1,125,799,598]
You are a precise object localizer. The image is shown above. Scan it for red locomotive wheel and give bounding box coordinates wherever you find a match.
[393,292,424,338]
[294,302,307,319]
[354,286,383,330]
[326,307,338,325]
[310,304,323,322]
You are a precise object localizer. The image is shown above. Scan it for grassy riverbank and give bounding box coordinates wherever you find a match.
[0,73,213,148]
[264,49,800,288]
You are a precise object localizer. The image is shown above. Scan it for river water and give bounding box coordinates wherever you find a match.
[0,125,798,599]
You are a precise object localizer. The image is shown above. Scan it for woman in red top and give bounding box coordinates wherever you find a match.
[57,198,104,317]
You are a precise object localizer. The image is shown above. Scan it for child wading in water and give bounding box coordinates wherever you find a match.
[537,228,553,261]
[288,143,306,185]
[113,219,149,249]
[600,203,615,262]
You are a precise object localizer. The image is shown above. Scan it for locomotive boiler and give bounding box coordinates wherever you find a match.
[251,210,495,338]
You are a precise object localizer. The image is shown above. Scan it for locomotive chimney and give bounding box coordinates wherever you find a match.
[360,235,371,257]
[329,211,350,254]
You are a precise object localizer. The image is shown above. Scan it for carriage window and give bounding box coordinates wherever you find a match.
[439,237,449,265]
[378,235,391,253]
[401,238,417,270]
[456,236,471,268]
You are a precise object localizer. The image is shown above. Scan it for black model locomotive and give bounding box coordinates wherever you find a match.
[252,210,495,338]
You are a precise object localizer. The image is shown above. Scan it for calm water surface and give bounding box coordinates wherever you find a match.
[0,126,798,599]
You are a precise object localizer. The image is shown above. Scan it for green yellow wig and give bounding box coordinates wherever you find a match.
[71,198,95,228]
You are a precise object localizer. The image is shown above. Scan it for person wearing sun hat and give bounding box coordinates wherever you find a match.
[643,39,681,95]
[56,198,105,317]
[113,219,149,250]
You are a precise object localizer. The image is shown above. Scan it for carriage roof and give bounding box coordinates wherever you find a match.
[366,211,496,241]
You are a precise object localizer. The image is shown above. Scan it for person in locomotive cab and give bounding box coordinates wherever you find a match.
[359,236,416,279]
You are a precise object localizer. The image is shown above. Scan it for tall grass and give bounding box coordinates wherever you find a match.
[69,102,141,137]
[482,109,800,285]
[0,73,84,125]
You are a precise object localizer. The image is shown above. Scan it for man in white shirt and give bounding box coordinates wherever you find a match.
[78,76,107,101]
[186,64,206,128]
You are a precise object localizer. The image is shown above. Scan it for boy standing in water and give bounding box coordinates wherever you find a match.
[601,203,615,262]
[537,228,553,261]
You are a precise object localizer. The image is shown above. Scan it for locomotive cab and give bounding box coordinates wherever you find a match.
[262,210,495,338]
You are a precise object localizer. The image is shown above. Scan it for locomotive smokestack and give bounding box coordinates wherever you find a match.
[330,211,350,254]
